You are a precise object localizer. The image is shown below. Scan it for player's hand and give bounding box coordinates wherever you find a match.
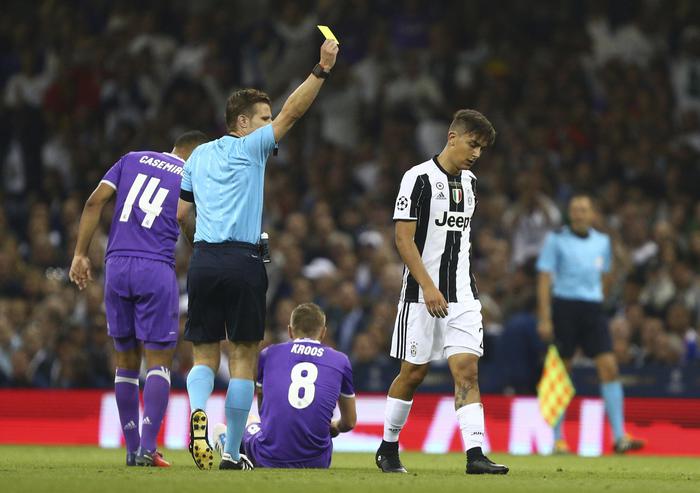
[537,318,554,342]
[329,420,341,438]
[69,255,93,290]
[423,285,448,318]
[319,39,339,71]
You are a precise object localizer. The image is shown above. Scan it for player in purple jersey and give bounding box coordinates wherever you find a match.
[69,131,207,467]
[212,303,356,468]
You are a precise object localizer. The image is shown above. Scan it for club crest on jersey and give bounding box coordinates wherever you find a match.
[452,189,463,203]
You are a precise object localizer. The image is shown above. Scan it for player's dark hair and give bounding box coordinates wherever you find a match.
[174,130,208,150]
[225,88,272,131]
[290,302,326,337]
[449,109,496,146]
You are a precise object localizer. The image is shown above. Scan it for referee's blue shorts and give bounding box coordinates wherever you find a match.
[552,297,612,359]
[184,241,267,343]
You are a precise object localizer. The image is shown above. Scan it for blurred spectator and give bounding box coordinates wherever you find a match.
[671,27,700,116]
[503,173,561,266]
[327,281,366,354]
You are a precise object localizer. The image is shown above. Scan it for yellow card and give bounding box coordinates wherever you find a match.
[317,25,339,44]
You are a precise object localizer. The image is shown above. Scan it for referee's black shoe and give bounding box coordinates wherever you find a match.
[375,440,407,473]
[466,448,509,475]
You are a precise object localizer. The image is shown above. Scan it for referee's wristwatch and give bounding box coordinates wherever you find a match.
[312,63,330,79]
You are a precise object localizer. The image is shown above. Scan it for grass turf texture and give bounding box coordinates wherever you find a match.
[0,446,697,493]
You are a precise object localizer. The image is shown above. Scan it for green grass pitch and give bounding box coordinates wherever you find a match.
[0,446,697,493]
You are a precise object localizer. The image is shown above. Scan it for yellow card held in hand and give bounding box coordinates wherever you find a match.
[317,25,339,44]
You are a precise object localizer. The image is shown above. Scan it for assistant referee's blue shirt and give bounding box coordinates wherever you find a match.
[536,226,612,302]
[181,124,276,244]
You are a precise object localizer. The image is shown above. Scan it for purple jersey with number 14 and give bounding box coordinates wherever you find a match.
[248,339,355,468]
[100,150,185,346]
[101,151,185,265]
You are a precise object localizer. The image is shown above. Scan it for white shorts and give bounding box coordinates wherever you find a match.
[390,301,484,364]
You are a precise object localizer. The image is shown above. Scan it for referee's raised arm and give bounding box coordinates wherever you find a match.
[271,39,339,142]
[180,37,340,471]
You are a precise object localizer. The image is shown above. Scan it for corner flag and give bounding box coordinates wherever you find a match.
[537,345,575,426]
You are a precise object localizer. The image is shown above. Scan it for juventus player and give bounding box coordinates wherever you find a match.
[375,110,508,475]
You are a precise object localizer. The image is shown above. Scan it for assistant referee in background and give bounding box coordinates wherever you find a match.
[536,193,644,454]
[177,39,339,471]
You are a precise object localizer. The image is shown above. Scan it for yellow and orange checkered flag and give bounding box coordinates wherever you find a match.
[537,345,575,427]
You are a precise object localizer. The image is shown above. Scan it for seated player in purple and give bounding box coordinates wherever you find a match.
[213,303,357,468]
[69,131,207,467]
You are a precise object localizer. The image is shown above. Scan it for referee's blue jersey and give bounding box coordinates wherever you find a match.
[181,124,276,244]
[536,226,612,303]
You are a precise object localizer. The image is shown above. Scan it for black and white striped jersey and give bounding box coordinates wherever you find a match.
[393,156,479,304]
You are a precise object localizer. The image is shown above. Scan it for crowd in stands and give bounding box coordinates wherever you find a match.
[1,0,699,390]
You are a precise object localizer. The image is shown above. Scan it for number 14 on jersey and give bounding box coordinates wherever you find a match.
[119,173,170,229]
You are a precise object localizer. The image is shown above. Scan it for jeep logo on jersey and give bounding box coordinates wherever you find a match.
[452,189,463,203]
[434,211,471,231]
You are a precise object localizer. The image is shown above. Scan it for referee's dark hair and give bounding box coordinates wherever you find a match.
[174,130,208,150]
[290,303,326,338]
[449,109,496,146]
[225,89,272,131]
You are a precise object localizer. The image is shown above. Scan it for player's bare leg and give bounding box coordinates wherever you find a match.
[596,352,645,453]
[376,361,429,473]
[388,361,429,401]
[187,342,220,470]
[448,353,508,475]
[218,341,256,471]
[114,345,141,466]
[135,346,176,467]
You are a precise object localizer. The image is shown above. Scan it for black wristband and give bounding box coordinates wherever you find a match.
[312,63,330,79]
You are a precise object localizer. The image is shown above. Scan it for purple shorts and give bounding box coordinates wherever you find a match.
[242,422,332,469]
[105,256,179,351]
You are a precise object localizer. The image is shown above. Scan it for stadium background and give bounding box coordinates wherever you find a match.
[1,0,700,455]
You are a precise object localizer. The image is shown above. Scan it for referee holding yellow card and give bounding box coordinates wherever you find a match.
[177,35,339,471]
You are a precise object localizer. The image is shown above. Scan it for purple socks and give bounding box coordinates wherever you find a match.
[114,368,141,454]
[140,366,171,453]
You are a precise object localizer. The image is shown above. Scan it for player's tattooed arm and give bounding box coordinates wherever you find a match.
[176,199,196,246]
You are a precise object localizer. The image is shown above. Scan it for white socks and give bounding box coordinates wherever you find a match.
[383,396,413,442]
[456,403,485,451]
